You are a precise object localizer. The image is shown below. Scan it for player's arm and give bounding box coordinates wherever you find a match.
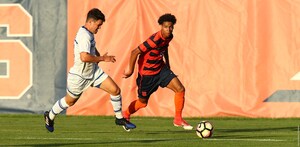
[80,52,116,63]
[164,49,170,69]
[123,48,141,78]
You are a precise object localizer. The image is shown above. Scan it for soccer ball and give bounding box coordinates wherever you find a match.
[196,120,213,138]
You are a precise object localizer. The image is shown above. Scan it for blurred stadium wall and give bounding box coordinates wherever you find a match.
[1,0,300,118]
[0,0,66,113]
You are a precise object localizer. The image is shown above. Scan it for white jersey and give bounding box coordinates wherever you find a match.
[69,26,98,79]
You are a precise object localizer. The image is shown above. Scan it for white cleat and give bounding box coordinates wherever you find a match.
[183,125,193,130]
[173,118,193,130]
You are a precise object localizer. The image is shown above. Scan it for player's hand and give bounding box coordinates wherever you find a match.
[123,69,133,78]
[103,52,116,63]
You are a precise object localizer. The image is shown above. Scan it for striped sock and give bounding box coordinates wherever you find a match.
[49,97,69,120]
[110,95,123,119]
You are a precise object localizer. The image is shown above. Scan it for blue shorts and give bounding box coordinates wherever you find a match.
[136,66,176,99]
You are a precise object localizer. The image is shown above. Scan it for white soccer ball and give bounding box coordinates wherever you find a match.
[196,120,214,138]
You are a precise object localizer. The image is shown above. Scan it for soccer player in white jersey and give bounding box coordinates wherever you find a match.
[44,8,136,132]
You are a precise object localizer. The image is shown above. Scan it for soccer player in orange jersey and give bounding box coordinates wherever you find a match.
[123,13,192,130]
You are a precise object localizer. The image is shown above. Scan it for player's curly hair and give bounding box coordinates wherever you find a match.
[158,13,176,25]
[86,8,105,22]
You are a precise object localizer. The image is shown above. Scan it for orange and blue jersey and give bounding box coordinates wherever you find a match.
[137,30,173,75]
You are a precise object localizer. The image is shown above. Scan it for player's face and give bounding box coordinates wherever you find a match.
[90,19,103,34]
[161,21,174,39]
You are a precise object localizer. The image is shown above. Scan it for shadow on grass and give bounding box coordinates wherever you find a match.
[217,126,297,133]
[210,126,296,140]
[145,129,194,135]
[3,138,195,146]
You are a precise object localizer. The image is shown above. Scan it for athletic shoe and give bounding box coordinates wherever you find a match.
[44,111,54,132]
[173,118,193,130]
[115,117,136,131]
[122,111,130,121]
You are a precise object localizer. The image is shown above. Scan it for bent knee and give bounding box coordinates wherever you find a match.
[175,86,185,93]
[138,98,148,106]
[110,87,121,96]
[66,98,77,106]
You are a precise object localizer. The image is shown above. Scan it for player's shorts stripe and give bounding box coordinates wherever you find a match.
[67,87,81,97]
[94,83,101,88]
[93,71,105,88]
[74,39,78,44]
[94,71,104,81]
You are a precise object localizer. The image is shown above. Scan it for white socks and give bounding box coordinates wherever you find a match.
[48,95,123,120]
[49,97,69,120]
[110,95,123,119]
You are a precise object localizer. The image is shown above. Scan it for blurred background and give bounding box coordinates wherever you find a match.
[1,0,300,118]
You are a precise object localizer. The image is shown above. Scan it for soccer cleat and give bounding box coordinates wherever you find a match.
[122,126,131,132]
[173,118,193,130]
[44,111,54,132]
[115,117,136,131]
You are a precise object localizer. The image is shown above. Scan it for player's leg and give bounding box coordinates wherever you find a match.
[166,77,193,130]
[49,94,77,119]
[123,98,148,121]
[123,74,158,121]
[97,75,136,130]
[158,66,192,130]
[44,73,84,132]
[44,93,76,132]
[166,77,185,118]
[98,75,122,118]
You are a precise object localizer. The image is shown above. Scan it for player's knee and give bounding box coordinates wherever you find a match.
[65,94,78,106]
[176,85,185,93]
[66,99,77,106]
[138,98,148,107]
[111,87,121,96]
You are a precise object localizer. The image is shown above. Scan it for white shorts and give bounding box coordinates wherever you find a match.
[66,68,108,99]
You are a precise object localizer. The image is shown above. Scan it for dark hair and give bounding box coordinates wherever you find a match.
[158,13,176,25]
[86,8,105,22]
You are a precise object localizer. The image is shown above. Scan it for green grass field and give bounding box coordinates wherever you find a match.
[0,114,298,146]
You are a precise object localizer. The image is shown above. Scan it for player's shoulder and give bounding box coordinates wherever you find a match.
[76,27,93,40]
[148,31,161,41]
[152,31,160,38]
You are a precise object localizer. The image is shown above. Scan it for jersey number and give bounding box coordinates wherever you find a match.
[0,4,32,99]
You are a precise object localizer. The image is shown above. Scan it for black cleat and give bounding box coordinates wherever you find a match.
[44,111,54,132]
[115,117,136,131]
